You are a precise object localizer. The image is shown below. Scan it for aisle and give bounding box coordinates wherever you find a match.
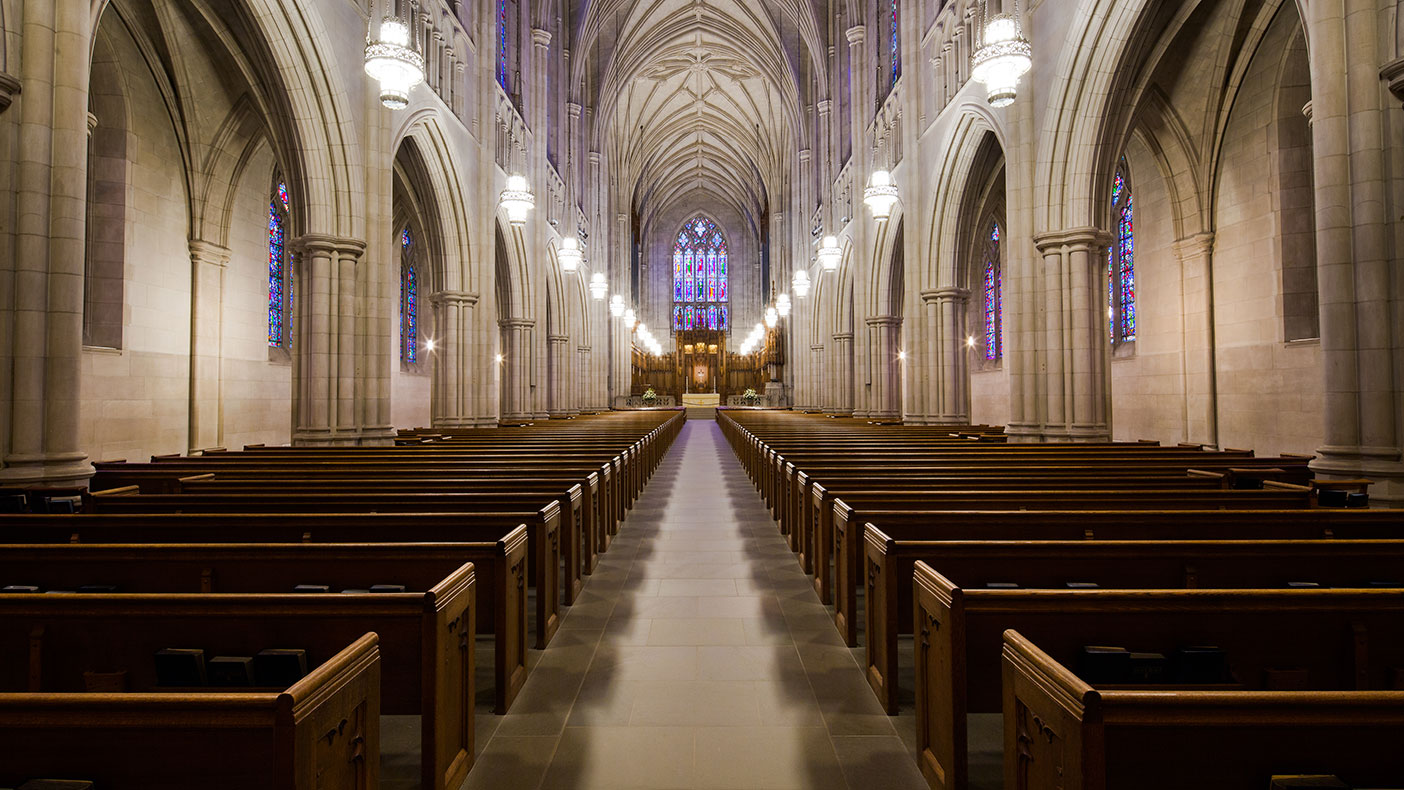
[462,419,928,790]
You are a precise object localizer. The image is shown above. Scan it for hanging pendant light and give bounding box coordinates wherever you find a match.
[971,8,1032,108]
[764,306,779,329]
[499,174,535,226]
[589,272,608,300]
[623,308,637,332]
[558,238,583,273]
[863,170,900,222]
[792,270,811,298]
[817,236,842,272]
[610,294,625,316]
[364,16,425,110]
[776,293,792,318]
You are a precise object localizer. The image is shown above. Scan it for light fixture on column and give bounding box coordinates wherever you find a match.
[863,170,900,222]
[499,174,535,226]
[792,270,811,298]
[776,293,792,318]
[764,306,779,329]
[364,16,425,110]
[589,272,608,300]
[817,236,842,272]
[971,8,1032,108]
[558,238,583,272]
[610,294,625,317]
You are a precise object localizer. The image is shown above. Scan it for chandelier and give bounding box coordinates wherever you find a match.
[863,171,900,222]
[558,238,583,272]
[364,17,424,110]
[499,174,535,226]
[971,11,1032,108]
[764,306,779,329]
[623,308,637,331]
[817,236,842,272]
[609,294,625,317]
[775,293,792,318]
[589,272,608,300]
[792,270,811,298]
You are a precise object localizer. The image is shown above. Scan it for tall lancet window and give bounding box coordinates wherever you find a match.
[497,0,516,96]
[890,0,901,87]
[401,227,419,366]
[983,220,1003,361]
[268,179,293,348]
[671,217,730,332]
[1108,162,1136,345]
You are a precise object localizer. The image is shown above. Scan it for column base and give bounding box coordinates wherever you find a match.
[0,453,95,486]
[1312,445,1404,506]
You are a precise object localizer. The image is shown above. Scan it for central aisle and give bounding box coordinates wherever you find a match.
[464,419,928,790]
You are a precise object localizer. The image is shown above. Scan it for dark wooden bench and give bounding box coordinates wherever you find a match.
[0,537,528,714]
[912,561,1404,790]
[863,531,1404,713]
[1002,629,1404,790]
[0,632,380,790]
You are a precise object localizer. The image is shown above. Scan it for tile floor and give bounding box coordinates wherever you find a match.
[457,419,930,790]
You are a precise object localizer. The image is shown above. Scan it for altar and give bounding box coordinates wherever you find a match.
[681,393,720,408]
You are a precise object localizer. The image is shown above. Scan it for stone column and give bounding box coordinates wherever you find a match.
[547,334,571,418]
[810,344,825,411]
[1,0,94,484]
[832,332,855,414]
[499,318,535,423]
[846,25,870,418]
[1173,233,1218,446]
[527,28,553,420]
[925,287,970,424]
[866,316,902,419]
[430,290,478,428]
[293,235,367,445]
[1306,0,1404,501]
[188,240,229,452]
[1031,229,1111,442]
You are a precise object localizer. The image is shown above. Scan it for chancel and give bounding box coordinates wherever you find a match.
[2,0,1404,788]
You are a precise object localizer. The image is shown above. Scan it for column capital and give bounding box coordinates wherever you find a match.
[577,345,592,354]
[1381,57,1404,104]
[921,286,970,305]
[294,234,367,257]
[816,100,832,115]
[531,28,552,48]
[1172,232,1216,259]
[567,102,583,119]
[500,318,536,329]
[86,111,99,135]
[1032,227,1111,255]
[431,289,480,306]
[189,239,231,267]
[865,315,901,328]
[811,344,826,352]
[589,151,602,165]
[799,148,812,162]
[547,334,570,344]
[846,26,866,45]
[833,332,854,342]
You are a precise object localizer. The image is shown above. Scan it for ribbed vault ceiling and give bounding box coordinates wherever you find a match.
[575,0,826,235]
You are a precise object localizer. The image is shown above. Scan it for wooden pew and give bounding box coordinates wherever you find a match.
[1002,629,1404,790]
[0,538,528,715]
[1,570,472,790]
[863,531,1404,713]
[84,492,565,649]
[0,632,381,790]
[826,489,1316,645]
[912,561,1404,790]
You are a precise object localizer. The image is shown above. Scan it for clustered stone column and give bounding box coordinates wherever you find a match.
[866,315,902,420]
[1,0,95,484]
[499,317,535,423]
[1027,228,1111,442]
[1172,233,1217,446]
[429,290,478,428]
[547,334,572,418]
[293,235,368,445]
[925,287,970,424]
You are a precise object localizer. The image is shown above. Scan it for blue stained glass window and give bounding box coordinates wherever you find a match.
[1109,163,1136,345]
[673,306,684,331]
[268,182,288,347]
[497,0,509,90]
[983,221,1002,361]
[891,0,901,87]
[401,228,418,365]
[719,306,729,331]
[684,305,695,330]
[672,216,729,331]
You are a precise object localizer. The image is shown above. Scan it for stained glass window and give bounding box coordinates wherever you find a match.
[671,216,729,331]
[268,181,289,347]
[401,228,418,365]
[1109,163,1136,345]
[891,0,901,87]
[497,0,509,91]
[983,221,1002,361]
